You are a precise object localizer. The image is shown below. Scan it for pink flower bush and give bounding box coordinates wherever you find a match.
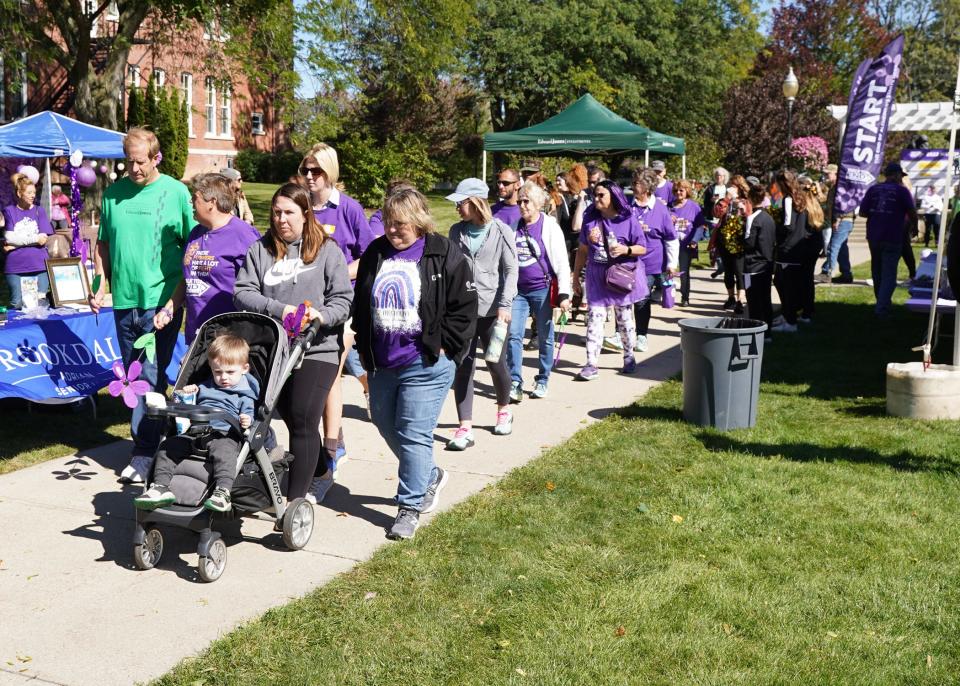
[789,136,829,172]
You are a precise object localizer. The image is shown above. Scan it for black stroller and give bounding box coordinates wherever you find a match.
[133,311,322,582]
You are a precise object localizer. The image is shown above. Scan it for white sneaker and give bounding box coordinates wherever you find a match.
[771,322,798,333]
[120,455,152,484]
[602,335,623,352]
[633,335,648,353]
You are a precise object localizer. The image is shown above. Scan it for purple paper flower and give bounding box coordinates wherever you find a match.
[108,360,150,408]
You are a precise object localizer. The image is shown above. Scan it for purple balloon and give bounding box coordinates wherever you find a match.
[99,165,108,174]
[76,166,97,188]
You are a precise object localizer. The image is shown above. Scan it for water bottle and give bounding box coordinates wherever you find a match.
[484,320,508,362]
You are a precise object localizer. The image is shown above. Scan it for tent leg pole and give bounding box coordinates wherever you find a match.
[682,154,686,179]
[645,150,650,167]
[482,150,487,183]
[44,158,52,218]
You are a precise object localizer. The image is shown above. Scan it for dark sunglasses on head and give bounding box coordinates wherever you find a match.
[299,166,323,177]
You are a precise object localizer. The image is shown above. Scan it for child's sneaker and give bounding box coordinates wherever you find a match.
[204,487,232,512]
[576,365,599,381]
[134,484,176,510]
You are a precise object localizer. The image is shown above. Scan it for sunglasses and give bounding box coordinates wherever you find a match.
[455,200,469,209]
[299,166,323,178]
[517,198,532,205]
[496,179,518,186]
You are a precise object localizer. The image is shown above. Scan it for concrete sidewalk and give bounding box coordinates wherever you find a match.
[0,231,872,685]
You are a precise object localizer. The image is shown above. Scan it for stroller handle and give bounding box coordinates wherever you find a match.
[145,402,244,436]
[296,318,324,351]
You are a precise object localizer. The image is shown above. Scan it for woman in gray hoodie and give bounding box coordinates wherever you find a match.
[445,178,518,451]
[234,183,353,502]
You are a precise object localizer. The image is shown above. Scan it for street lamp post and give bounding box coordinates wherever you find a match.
[783,66,800,155]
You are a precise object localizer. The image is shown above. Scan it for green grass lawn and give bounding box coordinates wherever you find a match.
[155,260,960,684]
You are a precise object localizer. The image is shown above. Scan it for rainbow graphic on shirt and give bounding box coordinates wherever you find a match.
[372,258,422,333]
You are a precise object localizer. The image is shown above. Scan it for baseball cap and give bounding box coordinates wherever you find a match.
[445,177,489,202]
[651,160,666,171]
[520,160,540,173]
[745,175,761,186]
[220,167,241,181]
[884,162,906,177]
[824,164,838,174]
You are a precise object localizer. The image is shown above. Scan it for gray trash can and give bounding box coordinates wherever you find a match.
[679,317,767,430]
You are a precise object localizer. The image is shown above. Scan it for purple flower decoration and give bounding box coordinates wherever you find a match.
[283,303,307,341]
[108,360,150,408]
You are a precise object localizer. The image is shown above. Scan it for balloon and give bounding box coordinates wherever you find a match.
[117,162,125,171]
[69,150,84,167]
[76,166,97,188]
[99,165,108,174]
[16,165,40,184]
[109,172,118,181]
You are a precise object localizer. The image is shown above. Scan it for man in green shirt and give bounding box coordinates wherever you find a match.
[89,127,194,483]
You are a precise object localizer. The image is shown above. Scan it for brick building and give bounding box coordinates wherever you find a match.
[0,5,288,179]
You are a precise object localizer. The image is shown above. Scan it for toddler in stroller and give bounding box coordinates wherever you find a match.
[134,333,256,513]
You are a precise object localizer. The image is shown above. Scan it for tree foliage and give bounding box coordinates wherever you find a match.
[125,77,188,179]
[719,0,892,174]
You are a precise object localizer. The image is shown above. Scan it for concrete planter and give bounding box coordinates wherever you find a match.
[886,362,960,419]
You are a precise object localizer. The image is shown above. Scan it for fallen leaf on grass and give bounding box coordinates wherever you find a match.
[496,640,511,649]
[363,592,377,601]
[722,623,734,636]
[636,503,650,513]
[545,482,556,492]
[515,668,526,676]
[337,512,350,518]
[826,631,838,639]
[615,626,626,637]
[927,654,933,668]
[672,514,684,523]
[517,575,527,580]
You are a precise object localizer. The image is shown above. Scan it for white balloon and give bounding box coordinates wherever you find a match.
[109,172,118,180]
[69,150,84,167]
[117,162,125,171]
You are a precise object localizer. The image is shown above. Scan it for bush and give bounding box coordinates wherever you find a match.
[337,132,438,207]
[234,149,301,184]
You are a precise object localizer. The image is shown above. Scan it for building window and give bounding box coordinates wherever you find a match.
[105,1,118,20]
[251,112,264,135]
[128,65,140,88]
[219,86,231,137]
[153,68,165,88]
[181,72,193,137]
[205,77,216,135]
[84,0,99,37]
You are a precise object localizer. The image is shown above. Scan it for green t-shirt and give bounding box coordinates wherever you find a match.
[98,174,193,309]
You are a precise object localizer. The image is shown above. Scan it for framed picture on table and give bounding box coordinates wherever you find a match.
[46,257,91,307]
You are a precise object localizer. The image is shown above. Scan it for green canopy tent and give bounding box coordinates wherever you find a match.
[482,94,686,179]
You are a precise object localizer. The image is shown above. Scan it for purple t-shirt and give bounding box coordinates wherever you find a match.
[579,210,645,265]
[372,238,425,369]
[654,180,674,206]
[670,200,705,248]
[515,215,551,294]
[491,201,521,231]
[2,204,53,274]
[182,216,261,342]
[368,209,384,238]
[861,182,916,243]
[313,190,376,264]
[631,199,676,274]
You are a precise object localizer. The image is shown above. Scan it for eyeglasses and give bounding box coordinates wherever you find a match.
[517,198,531,205]
[496,179,517,186]
[455,200,468,209]
[299,166,323,178]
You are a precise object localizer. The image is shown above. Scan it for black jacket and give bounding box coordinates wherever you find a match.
[352,232,478,372]
[743,210,775,275]
[775,201,812,264]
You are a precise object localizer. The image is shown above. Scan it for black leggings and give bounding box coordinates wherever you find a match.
[276,358,339,499]
[719,247,744,293]
[453,315,512,419]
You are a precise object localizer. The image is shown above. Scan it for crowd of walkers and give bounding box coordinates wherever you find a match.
[70,126,931,541]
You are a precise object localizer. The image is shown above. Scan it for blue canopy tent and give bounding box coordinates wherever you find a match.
[0,111,126,219]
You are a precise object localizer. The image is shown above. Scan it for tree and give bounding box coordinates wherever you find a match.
[0,1,291,132]
[126,87,145,129]
[719,0,892,174]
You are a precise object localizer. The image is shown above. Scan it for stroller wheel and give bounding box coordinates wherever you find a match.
[283,498,314,550]
[198,538,227,583]
[133,527,164,570]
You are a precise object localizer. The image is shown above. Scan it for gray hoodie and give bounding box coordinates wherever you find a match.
[234,236,353,363]
[449,218,518,317]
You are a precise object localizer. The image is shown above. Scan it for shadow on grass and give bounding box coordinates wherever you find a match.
[588,403,684,422]
[696,431,960,475]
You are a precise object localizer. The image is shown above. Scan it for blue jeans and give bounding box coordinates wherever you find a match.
[369,355,455,511]
[343,345,366,379]
[868,240,901,316]
[5,271,50,308]
[507,287,555,387]
[822,219,852,276]
[114,306,183,457]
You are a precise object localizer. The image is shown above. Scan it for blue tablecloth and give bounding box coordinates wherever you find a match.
[0,308,185,401]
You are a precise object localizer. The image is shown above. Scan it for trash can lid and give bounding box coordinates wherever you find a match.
[678,317,768,333]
